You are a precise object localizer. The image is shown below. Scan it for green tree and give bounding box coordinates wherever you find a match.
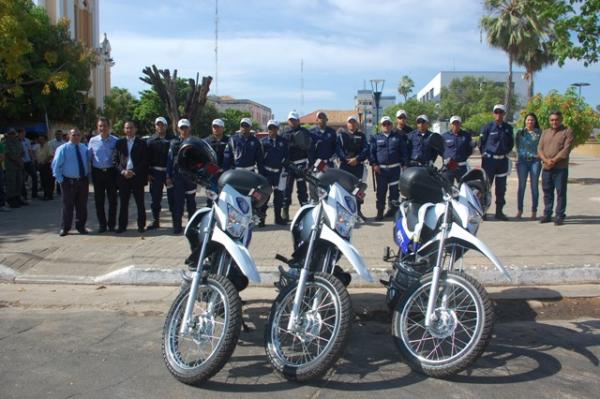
[438,77,516,121]
[515,41,556,99]
[103,87,138,135]
[384,99,439,125]
[0,0,94,123]
[518,88,600,147]
[132,89,165,136]
[397,75,415,102]
[219,108,261,135]
[481,0,547,118]
[463,112,492,135]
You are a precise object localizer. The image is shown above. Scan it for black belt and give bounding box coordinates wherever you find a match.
[93,166,115,172]
[520,156,540,161]
[64,176,88,181]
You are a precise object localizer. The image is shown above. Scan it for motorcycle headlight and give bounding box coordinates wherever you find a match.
[468,203,482,225]
[226,204,251,238]
[335,203,356,237]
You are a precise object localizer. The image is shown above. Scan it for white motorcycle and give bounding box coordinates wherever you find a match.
[264,161,372,381]
[382,133,511,378]
[161,140,272,385]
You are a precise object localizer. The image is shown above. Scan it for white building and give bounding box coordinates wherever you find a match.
[208,96,273,129]
[417,70,528,108]
[34,0,113,110]
[354,90,396,136]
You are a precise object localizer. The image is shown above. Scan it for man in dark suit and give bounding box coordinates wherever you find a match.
[114,121,148,233]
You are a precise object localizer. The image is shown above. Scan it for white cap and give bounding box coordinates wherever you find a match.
[240,117,252,126]
[177,119,191,128]
[155,116,167,125]
[380,116,392,124]
[347,115,359,123]
[449,115,462,124]
[287,111,300,120]
[395,109,407,118]
[267,119,279,128]
[416,114,429,123]
[211,118,224,127]
[493,104,506,113]
[316,111,328,119]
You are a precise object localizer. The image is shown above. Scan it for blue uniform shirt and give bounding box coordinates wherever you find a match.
[407,130,439,165]
[223,132,264,172]
[442,130,473,162]
[261,135,288,170]
[51,142,89,183]
[369,131,408,166]
[479,121,514,156]
[88,134,118,169]
[308,126,337,164]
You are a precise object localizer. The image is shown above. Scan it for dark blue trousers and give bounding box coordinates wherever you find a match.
[482,157,509,210]
[442,165,468,185]
[542,168,568,219]
[375,166,400,211]
[149,169,170,221]
[284,161,308,207]
[172,175,196,227]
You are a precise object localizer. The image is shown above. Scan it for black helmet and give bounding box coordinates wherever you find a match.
[176,137,219,185]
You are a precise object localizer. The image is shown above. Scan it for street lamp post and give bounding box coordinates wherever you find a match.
[571,82,590,98]
[370,79,385,134]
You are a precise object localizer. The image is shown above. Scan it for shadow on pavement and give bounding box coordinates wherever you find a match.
[562,215,600,225]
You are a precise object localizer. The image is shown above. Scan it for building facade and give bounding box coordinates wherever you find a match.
[209,96,272,129]
[354,90,396,136]
[34,0,113,110]
[299,110,357,131]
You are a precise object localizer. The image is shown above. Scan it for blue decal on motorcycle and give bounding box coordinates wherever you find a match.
[394,217,411,254]
[344,196,356,213]
[236,197,250,214]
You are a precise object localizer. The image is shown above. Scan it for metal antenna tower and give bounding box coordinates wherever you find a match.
[215,0,219,95]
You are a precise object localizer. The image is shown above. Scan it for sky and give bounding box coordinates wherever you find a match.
[100,0,600,121]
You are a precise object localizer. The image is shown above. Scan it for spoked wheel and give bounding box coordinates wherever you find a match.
[162,274,241,385]
[265,272,352,381]
[392,271,494,378]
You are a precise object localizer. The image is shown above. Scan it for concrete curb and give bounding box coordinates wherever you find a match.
[2,264,599,288]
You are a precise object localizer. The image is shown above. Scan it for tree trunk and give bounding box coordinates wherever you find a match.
[527,69,534,100]
[505,53,513,121]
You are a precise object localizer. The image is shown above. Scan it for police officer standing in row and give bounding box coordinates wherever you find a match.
[479,104,514,221]
[370,116,408,221]
[167,119,197,234]
[206,118,228,206]
[260,119,288,226]
[337,115,369,221]
[146,116,175,230]
[223,118,264,173]
[394,109,413,137]
[442,115,473,184]
[281,111,311,222]
[408,114,440,166]
[308,111,337,202]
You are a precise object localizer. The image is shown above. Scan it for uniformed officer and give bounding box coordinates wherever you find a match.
[307,111,337,202]
[4,129,26,208]
[259,119,288,226]
[394,109,413,136]
[146,116,175,230]
[442,115,473,184]
[167,119,197,234]
[407,114,440,166]
[205,118,228,207]
[370,116,408,221]
[479,104,514,221]
[337,115,369,221]
[223,118,264,174]
[281,111,311,221]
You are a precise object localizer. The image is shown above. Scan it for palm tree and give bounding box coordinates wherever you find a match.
[516,41,556,99]
[397,75,415,102]
[480,0,546,118]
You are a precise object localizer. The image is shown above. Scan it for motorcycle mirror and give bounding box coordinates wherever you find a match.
[426,133,444,155]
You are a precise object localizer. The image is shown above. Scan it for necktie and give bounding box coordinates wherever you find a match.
[75,144,85,178]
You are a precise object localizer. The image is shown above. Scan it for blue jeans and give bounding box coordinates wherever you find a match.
[516,158,541,212]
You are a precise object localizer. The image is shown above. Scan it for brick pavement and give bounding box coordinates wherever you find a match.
[1,155,599,285]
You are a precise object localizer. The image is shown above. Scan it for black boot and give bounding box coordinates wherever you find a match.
[376,209,384,221]
[173,219,183,234]
[275,208,286,225]
[384,206,398,218]
[495,207,509,221]
[282,207,290,222]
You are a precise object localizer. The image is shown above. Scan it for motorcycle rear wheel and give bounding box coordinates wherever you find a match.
[392,270,493,378]
[162,274,241,385]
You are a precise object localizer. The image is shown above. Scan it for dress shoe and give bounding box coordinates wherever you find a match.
[137,226,145,233]
[258,219,266,228]
[115,228,126,234]
[531,211,537,221]
[554,217,565,226]
[59,229,68,237]
[375,209,384,221]
[146,221,160,230]
[173,226,183,234]
[540,215,552,224]
[97,226,107,234]
[77,228,89,235]
[494,212,509,221]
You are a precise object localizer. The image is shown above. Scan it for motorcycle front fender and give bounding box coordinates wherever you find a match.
[447,224,512,282]
[211,227,261,283]
[320,225,373,282]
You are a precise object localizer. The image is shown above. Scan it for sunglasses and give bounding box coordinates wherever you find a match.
[493,110,505,114]
[382,122,392,126]
[416,120,427,124]
[396,116,406,120]
[240,123,250,128]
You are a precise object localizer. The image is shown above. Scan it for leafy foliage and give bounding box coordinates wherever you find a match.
[518,88,600,147]
[463,112,492,135]
[397,75,415,102]
[383,99,439,125]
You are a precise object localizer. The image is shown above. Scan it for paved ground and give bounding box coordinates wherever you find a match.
[1,155,599,286]
[0,284,598,399]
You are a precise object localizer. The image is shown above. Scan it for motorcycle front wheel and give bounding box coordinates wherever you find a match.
[391,270,493,378]
[162,274,241,385]
[265,272,352,381]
